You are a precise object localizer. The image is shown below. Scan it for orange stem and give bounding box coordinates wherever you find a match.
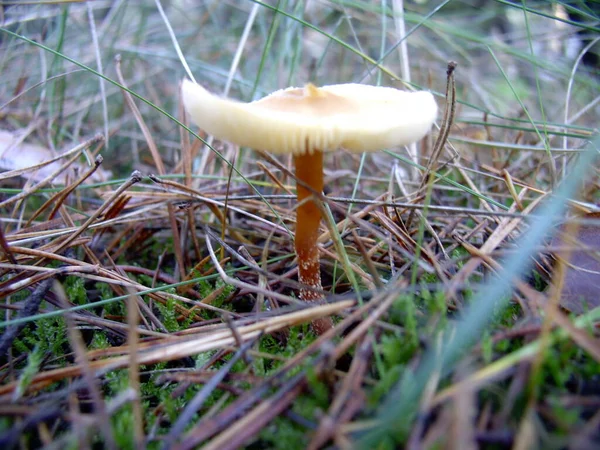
[294,151,333,334]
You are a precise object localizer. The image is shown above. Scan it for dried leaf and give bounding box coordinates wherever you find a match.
[551,212,600,313]
[0,129,111,183]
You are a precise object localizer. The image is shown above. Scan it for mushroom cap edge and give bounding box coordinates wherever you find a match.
[181,79,437,155]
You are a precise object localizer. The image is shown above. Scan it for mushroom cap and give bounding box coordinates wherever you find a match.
[182,79,437,155]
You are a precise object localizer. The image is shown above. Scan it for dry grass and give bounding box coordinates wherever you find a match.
[0,1,599,449]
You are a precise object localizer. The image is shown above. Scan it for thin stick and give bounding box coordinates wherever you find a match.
[53,281,117,450]
[0,277,54,356]
[49,171,142,254]
[126,287,144,449]
[87,2,109,148]
[393,0,418,177]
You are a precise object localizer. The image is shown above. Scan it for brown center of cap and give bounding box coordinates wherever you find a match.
[253,83,355,117]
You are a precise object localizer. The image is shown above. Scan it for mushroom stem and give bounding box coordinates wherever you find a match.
[294,150,333,334]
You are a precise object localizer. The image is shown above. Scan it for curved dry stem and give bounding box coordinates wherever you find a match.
[294,151,333,334]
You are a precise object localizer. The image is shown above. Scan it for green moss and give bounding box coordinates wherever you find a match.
[305,366,329,408]
[14,316,67,357]
[65,276,87,305]
[155,296,180,332]
[481,330,493,364]
[371,365,403,405]
[110,404,137,449]
[13,345,43,400]
[259,416,309,450]
[91,332,110,350]
[95,281,125,317]
[0,417,11,434]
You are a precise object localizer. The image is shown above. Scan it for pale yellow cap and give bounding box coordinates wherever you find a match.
[182,79,437,155]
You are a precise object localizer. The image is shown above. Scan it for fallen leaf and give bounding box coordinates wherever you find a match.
[0,129,111,184]
[551,212,600,313]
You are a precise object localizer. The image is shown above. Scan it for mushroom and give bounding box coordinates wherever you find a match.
[182,80,437,334]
